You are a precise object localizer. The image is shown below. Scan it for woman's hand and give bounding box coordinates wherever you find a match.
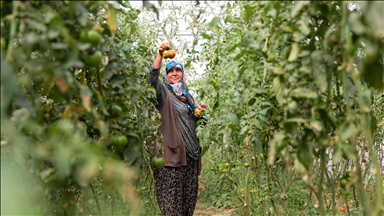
[158,43,172,56]
[194,104,207,118]
[199,104,206,112]
[154,42,172,69]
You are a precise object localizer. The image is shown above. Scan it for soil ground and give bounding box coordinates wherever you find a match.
[194,201,236,216]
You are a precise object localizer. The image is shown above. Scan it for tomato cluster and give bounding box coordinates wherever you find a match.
[162,50,176,59]
[79,29,103,67]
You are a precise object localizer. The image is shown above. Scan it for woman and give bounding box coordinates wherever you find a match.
[148,42,206,216]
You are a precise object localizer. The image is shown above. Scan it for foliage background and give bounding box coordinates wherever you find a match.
[1,1,383,215]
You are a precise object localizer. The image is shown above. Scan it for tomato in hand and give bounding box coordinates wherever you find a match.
[163,50,170,58]
[169,50,176,59]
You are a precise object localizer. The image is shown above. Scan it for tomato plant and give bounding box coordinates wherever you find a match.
[0,1,161,215]
[190,1,383,215]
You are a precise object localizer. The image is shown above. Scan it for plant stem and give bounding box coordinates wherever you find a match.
[90,183,102,215]
[6,1,19,62]
[244,165,251,215]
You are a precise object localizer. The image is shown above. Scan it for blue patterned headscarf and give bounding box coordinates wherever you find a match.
[165,60,184,74]
[163,60,197,117]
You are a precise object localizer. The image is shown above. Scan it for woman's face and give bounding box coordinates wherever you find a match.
[166,67,183,84]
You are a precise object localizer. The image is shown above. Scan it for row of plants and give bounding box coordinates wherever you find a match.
[190,1,383,215]
[0,1,168,215]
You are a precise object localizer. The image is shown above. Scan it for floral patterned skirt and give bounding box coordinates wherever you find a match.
[153,155,198,216]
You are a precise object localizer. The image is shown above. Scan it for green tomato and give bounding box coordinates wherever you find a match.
[86,30,101,47]
[340,178,348,188]
[151,156,165,169]
[51,120,73,135]
[1,37,6,50]
[243,163,250,168]
[259,153,264,160]
[79,31,88,42]
[110,105,123,117]
[84,51,102,67]
[111,135,128,149]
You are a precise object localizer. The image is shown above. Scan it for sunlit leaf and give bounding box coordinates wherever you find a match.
[54,146,72,178]
[338,122,357,142]
[290,88,318,99]
[288,43,299,62]
[143,1,159,19]
[105,3,117,39]
[209,17,220,28]
[291,1,309,18]
[227,113,239,125]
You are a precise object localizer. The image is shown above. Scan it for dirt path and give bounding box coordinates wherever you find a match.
[194,201,236,216]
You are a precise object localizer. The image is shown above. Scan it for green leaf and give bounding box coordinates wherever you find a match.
[106,3,117,39]
[342,144,358,160]
[110,74,126,87]
[360,1,384,38]
[291,1,309,18]
[349,13,365,35]
[298,19,310,36]
[10,108,30,126]
[310,120,323,137]
[254,119,262,130]
[288,43,299,62]
[239,126,248,135]
[267,9,277,19]
[54,146,72,178]
[24,18,47,32]
[244,5,254,21]
[260,107,271,116]
[1,56,14,112]
[290,88,318,99]
[268,132,285,165]
[338,122,357,142]
[209,17,220,28]
[360,60,383,90]
[227,113,239,125]
[202,33,212,39]
[143,1,159,19]
[297,144,311,171]
[272,76,285,106]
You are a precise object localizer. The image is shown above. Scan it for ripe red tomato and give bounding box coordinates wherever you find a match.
[169,50,176,59]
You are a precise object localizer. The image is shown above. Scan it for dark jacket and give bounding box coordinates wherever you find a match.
[149,66,201,174]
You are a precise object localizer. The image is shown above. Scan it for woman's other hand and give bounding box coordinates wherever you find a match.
[199,104,206,112]
[194,104,206,118]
